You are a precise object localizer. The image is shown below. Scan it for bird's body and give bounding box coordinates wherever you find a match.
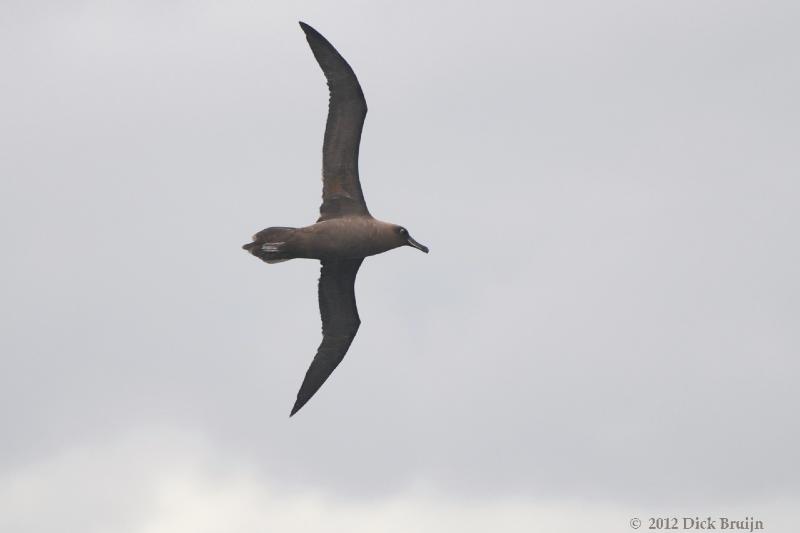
[243,22,428,416]
[246,217,411,262]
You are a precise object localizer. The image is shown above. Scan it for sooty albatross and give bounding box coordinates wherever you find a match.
[243,22,429,416]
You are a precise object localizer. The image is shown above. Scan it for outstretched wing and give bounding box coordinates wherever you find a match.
[299,22,370,222]
[290,258,364,416]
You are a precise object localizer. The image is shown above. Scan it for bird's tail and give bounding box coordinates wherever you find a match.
[242,226,297,264]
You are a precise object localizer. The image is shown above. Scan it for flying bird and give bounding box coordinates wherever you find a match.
[243,22,429,416]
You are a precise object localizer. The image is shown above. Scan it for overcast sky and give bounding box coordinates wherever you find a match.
[1,1,799,531]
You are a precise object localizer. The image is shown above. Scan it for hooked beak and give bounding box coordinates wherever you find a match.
[406,236,429,253]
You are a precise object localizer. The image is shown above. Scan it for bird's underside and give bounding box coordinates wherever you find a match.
[243,22,428,417]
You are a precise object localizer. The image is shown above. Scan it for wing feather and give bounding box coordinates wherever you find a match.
[299,22,370,221]
[290,258,363,416]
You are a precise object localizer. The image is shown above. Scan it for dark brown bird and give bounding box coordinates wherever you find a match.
[243,22,428,416]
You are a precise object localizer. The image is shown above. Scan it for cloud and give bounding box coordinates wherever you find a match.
[3,428,797,533]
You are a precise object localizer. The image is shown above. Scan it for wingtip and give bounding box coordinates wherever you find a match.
[289,401,303,417]
[290,388,315,417]
[298,21,327,43]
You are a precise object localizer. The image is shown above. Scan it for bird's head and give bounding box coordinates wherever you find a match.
[391,225,429,253]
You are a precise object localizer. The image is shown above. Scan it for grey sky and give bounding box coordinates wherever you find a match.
[1,1,798,531]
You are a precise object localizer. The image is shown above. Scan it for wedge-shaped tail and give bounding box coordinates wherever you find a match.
[242,227,296,264]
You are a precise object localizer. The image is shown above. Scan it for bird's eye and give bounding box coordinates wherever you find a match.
[398,227,407,235]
